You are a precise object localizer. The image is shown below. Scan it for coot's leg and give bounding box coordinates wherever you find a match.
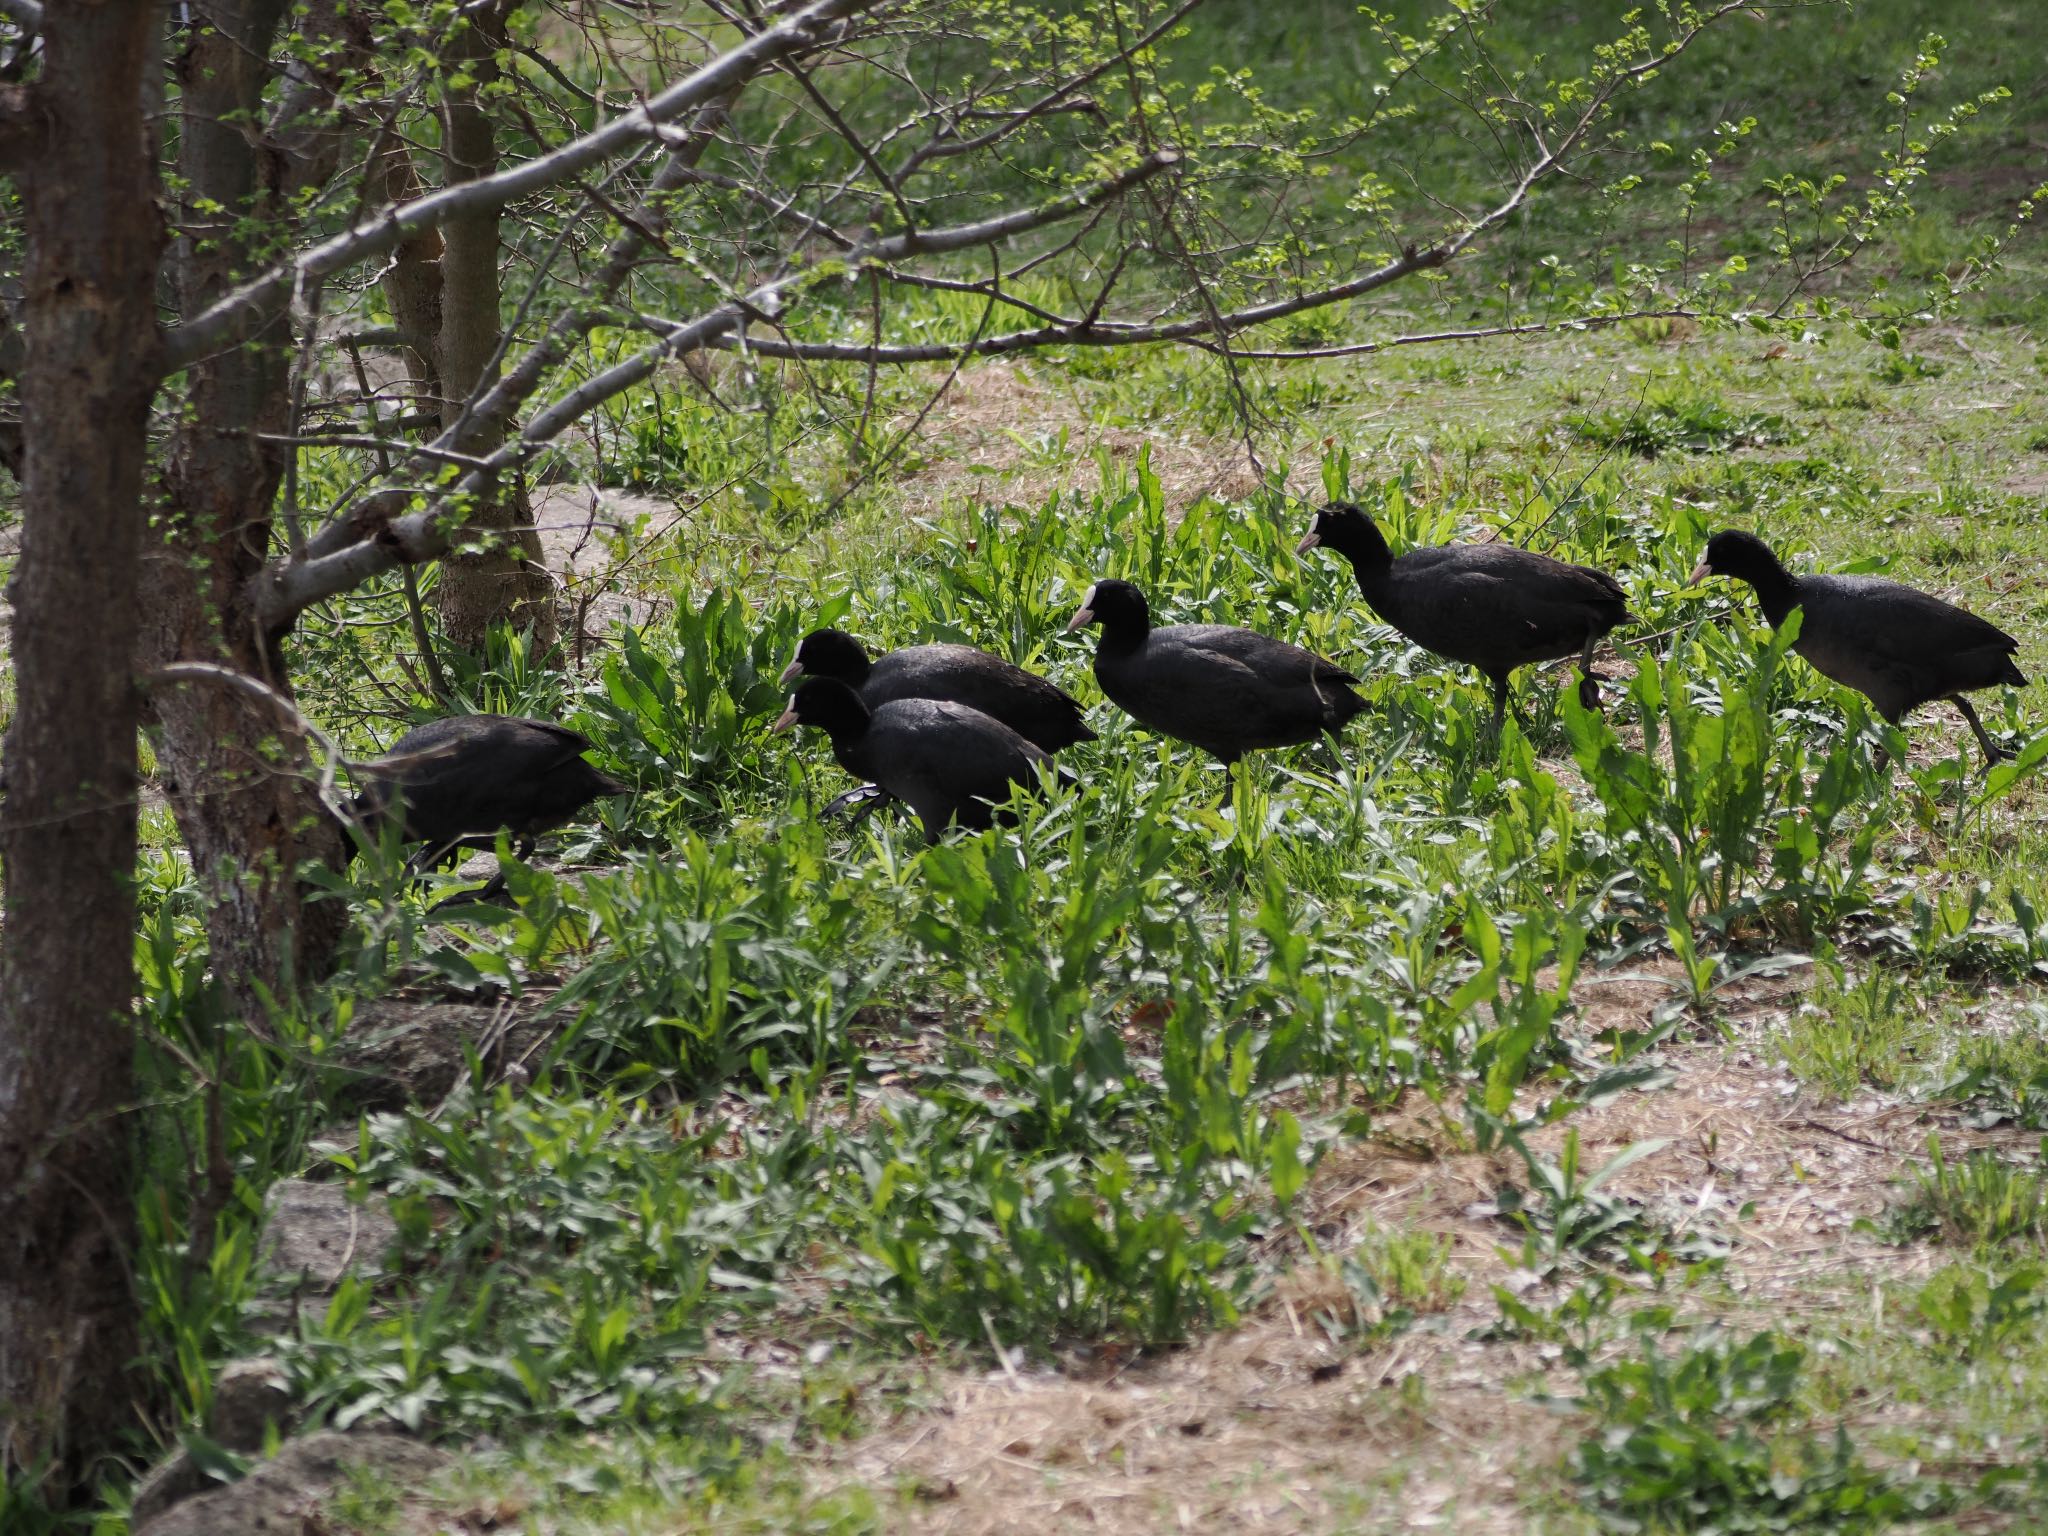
[848,793,894,832]
[1954,695,2010,769]
[406,839,459,881]
[422,836,529,912]
[821,783,893,826]
[1488,675,1509,738]
[428,866,509,913]
[1216,758,1239,809]
[1575,636,1610,712]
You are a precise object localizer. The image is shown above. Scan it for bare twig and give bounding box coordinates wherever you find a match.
[253,149,1182,629]
[344,334,451,704]
[165,0,888,368]
[144,663,352,818]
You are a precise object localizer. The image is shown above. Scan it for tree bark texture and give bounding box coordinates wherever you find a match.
[142,0,350,1010]
[432,5,559,652]
[0,0,163,1493]
[377,144,445,402]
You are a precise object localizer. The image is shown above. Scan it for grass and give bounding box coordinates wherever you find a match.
[1885,1135,2048,1247]
[106,318,2048,1524]
[1566,385,1799,459]
[1777,967,1943,1101]
[7,0,2048,1530]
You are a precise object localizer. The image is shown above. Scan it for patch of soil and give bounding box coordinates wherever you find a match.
[892,362,1308,522]
[133,1431,450,1536]
[530,483,674,648]
[834,1309,1566,1534]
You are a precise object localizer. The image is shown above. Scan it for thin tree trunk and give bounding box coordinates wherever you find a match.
[0,300,22,483]
[0,0,163,1495]
[142,0,350,1010]
[378,142,444,404]
[433,5,558,652]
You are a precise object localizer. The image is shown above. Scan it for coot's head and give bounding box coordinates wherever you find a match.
[779,628,871,687]
[1689,529,1788,590]
[1065,578,1150,639]
[772,677,872,739]
[1297,502,1392,567]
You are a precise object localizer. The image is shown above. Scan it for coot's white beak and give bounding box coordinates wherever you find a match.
[1065,583,1099,633]
[1295,529,1322,555]
[771,702,799,733]
[1687,560,1713,587]
[778,658,804,685]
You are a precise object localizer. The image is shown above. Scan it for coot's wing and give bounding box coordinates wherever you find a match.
[378,717,608,842]
[1111,626,1360,750]
[1476,545,1631,608]
[1383,548,1629,666]
[509,717,601,760]
[392,716,595,777]
[1177,624,1360,688]
[1805,576,2019,656]
[865,700,1048,834]
[1798,576,2024,708]
[869,645,1095,748]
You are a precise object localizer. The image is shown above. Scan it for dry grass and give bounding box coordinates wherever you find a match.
[890,362,1303,522]
[829,1300,1570,1534]
[806,954,2038,1533]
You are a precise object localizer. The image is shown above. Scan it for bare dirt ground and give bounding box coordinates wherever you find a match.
[887,362,1289,521]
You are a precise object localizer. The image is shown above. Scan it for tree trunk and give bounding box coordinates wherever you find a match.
[0,0,163,1496]
[378,144,445,405]
[0,299,23,483]
[433,6,558,652]
[142,0,351,1010]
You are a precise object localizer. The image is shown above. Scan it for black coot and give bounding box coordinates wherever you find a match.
[1064,578,1366,789]
[779,628,1095,753]
[1690,529,2028,767]
[773,678,1055,841]
[1298,502,1633,730]
[352,714,629,899]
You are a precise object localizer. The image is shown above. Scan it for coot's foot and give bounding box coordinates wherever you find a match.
[428,867,510,913]
[1577,669,1611,712]
[820,783,892,824]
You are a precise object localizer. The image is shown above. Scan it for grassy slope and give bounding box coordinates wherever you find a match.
[23,1,2048,1533]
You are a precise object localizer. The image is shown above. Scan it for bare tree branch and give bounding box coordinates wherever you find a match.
[252,148,1183,631]
[145,663,351,816]
[1188,310,1703,361]
[165,0,889,370]
[290,96,742,575]
[657,0,1760,367]
[690,237,1439,362]
[890,0,1202,180]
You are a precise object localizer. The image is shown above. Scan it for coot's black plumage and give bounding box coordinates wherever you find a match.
[1298,502,1633,729]
[1065,579,1367,780]
[779,629,1095,754]
[774,678,1055,841]
[352,715,629,896]
[1690,529,2028,766]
